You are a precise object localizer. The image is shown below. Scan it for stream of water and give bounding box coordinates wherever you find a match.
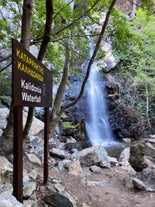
[84,61,114,146]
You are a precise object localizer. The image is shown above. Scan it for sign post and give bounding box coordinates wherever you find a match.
[12,39,52,202]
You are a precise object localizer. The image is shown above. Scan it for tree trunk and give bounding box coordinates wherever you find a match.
[130,0,137,20]
[23,0,53,138]
[50,41,70,136]
[4,0,32,138]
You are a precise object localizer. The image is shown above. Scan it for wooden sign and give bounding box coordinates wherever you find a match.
[12,39,52,107]
[12,39,52,202]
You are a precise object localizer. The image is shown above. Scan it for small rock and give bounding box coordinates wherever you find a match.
[132,178,146,190]
[108,156,118,166]
[55,183,65,192]
[90,166,103,174]
[68,160,83,175]
[50,148,70,159]
[58,159,71,171]
[86,180,106,187]
[25,153,42,166]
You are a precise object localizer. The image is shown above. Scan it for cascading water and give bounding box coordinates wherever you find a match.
[84,61,113,146]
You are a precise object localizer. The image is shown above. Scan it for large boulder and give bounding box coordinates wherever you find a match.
[129,138,155,191]
[129,138,155,172]
[71,145,110,168]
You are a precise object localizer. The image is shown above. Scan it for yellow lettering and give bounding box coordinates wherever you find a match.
[17,61,44,82]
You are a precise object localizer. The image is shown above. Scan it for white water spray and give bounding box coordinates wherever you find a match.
[85,61,113,146]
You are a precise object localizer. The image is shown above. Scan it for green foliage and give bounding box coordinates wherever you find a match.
[0,71,11,96]
[110,7,155,126]
[61,121,77,130]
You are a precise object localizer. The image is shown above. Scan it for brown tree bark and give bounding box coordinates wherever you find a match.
[4,0,32,138]
[23,0,53,138]
[50,41,70,136]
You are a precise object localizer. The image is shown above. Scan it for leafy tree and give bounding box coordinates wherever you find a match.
[1,0,117,138]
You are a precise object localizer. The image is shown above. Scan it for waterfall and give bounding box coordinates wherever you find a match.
[84,61,113,146]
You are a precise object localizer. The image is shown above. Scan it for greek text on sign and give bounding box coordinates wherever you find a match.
[12,39,52,107]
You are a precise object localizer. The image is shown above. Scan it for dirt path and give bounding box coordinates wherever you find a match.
[36,164,155,207]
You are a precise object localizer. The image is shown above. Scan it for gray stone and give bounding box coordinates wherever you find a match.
[0,108,9,118]
[23,181,37,197]
[0,116,7,129]
[129,138,155,172]
[23,108,44,135]
[100,158,111,168]
[0,191,23,207]
[86,180,106,187]
[25,153,42,166]
[119,147,135,172]
[44,191,77,207]
[90,166,103,174]
[0,128,3,137]
[50,148,70,159]
[71,145,110,167]
[54,183,65,192]
[132,178,146,190]
[68,160,83,175]
[28,135,43,154]
[0,156,13,184]
[58,159,71,171]
[23,200,38,207]
[0,183,13,194]
[108,156,118,166]
[129,138,155,191]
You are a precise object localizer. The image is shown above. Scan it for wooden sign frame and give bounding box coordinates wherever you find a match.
[12,39,52,202]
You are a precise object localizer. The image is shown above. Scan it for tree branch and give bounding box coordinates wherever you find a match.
[37,0,53,61]
[53,0,100,36]
[59,0,117,114]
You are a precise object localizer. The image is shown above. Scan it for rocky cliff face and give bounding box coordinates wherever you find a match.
[63,66,145,142]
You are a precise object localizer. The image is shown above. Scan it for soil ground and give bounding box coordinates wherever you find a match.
[31,159,155,207]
